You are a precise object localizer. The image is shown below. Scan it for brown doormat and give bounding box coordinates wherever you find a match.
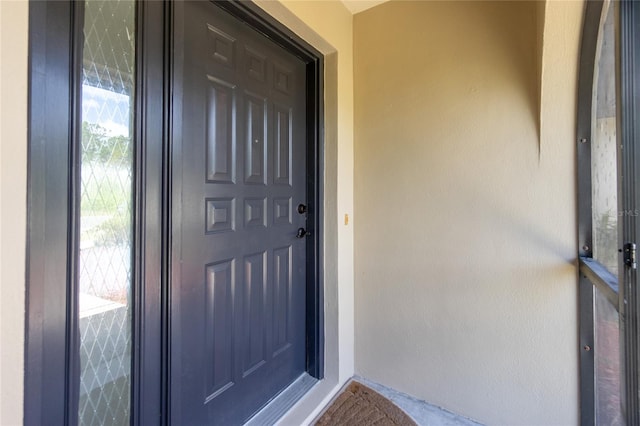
[313,381,417,426]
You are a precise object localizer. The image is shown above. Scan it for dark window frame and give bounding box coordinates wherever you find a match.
[576,0,640,423]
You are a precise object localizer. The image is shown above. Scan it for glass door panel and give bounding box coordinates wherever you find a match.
[594,288,622,425]
[590,2,624,423]
[591,0,618,276]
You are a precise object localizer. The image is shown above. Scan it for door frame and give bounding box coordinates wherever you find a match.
[24,1,324,424]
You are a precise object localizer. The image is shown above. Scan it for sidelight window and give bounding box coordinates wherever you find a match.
[78,0,135,423]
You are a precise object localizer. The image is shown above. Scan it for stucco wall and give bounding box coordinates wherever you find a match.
[0,1,28,424]
[354,1,582,424]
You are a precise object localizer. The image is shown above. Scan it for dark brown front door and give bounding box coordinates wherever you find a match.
[170,2,309,424]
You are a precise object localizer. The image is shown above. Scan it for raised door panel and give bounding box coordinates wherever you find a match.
[206,77,236,184]
[205,260,235,401]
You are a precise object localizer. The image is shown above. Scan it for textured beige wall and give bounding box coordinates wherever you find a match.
[354,1,581,424]
[0,1,28,424]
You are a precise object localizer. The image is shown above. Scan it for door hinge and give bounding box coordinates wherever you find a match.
[624,242,637,269]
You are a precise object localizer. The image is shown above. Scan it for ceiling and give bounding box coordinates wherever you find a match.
[340,0,390,14]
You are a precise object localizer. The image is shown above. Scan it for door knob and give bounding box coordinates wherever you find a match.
[297,204,308,214]
[296,227,309,238]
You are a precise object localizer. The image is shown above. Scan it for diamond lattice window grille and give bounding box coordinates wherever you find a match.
[78,0,135,424]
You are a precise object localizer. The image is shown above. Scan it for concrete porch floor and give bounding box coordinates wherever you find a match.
[355,377,483,426]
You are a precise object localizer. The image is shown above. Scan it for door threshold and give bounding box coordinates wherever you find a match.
[245,373,318,426]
